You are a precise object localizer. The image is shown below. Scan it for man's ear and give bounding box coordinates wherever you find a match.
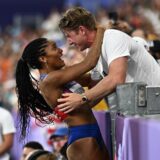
[79,26,86,35]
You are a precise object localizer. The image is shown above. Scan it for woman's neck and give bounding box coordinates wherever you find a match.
[39,69,49,81]
[39,73,48,81]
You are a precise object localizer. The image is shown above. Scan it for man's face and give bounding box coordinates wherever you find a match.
[21,147,35,160]
[64,28,89,51]
[51,136,67,153]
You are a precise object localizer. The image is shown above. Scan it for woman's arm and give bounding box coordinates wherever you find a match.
[74,73,99,87]
[44,27,104,87]
[57,57,128,112]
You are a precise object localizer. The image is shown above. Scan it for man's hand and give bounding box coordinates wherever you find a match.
[57,93,83,113]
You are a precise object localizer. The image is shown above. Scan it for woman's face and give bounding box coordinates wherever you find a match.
[44,41,65,70]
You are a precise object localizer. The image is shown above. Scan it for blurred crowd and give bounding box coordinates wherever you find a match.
[1,0,160,113]
[0,0,160,159]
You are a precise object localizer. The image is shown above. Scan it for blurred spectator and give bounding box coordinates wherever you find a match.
[0,49,13,83]
[21,141,44,160]
[25,150,57,160]
[131,28,150,51]
[95,8,109,26]
[148,40,160,65]
[132,29,146,39]
[111,20,133,35]
[0,107,16,160]
[49,127,68,160]
[41,10,64,46]
[139,0,160,36]
[61,45,85,67]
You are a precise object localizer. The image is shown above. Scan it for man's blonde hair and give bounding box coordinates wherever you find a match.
[59,7,96,31]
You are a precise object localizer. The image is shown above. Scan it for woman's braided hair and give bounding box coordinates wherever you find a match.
[15,38,53,139]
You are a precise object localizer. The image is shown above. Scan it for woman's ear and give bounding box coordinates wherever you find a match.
[39,56,47,63]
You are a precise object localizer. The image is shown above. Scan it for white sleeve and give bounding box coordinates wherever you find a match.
[1,110,16,134]
[104,29,131,65]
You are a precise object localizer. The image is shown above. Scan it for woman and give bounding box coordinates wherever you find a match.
[16,27,109,160]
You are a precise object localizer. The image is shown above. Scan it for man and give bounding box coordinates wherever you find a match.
[57,7,160,112]
[0,107,16,160]
[21,141,44,160]
[49,127,68,160]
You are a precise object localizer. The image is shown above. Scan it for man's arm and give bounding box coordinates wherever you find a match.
[57,56,128,113]
[0,133,14,155]
[85,57,127,101]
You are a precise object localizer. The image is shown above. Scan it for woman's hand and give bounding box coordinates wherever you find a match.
[57,93,83,113]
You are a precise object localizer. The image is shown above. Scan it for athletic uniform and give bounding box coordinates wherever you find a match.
[40,74,104,148]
